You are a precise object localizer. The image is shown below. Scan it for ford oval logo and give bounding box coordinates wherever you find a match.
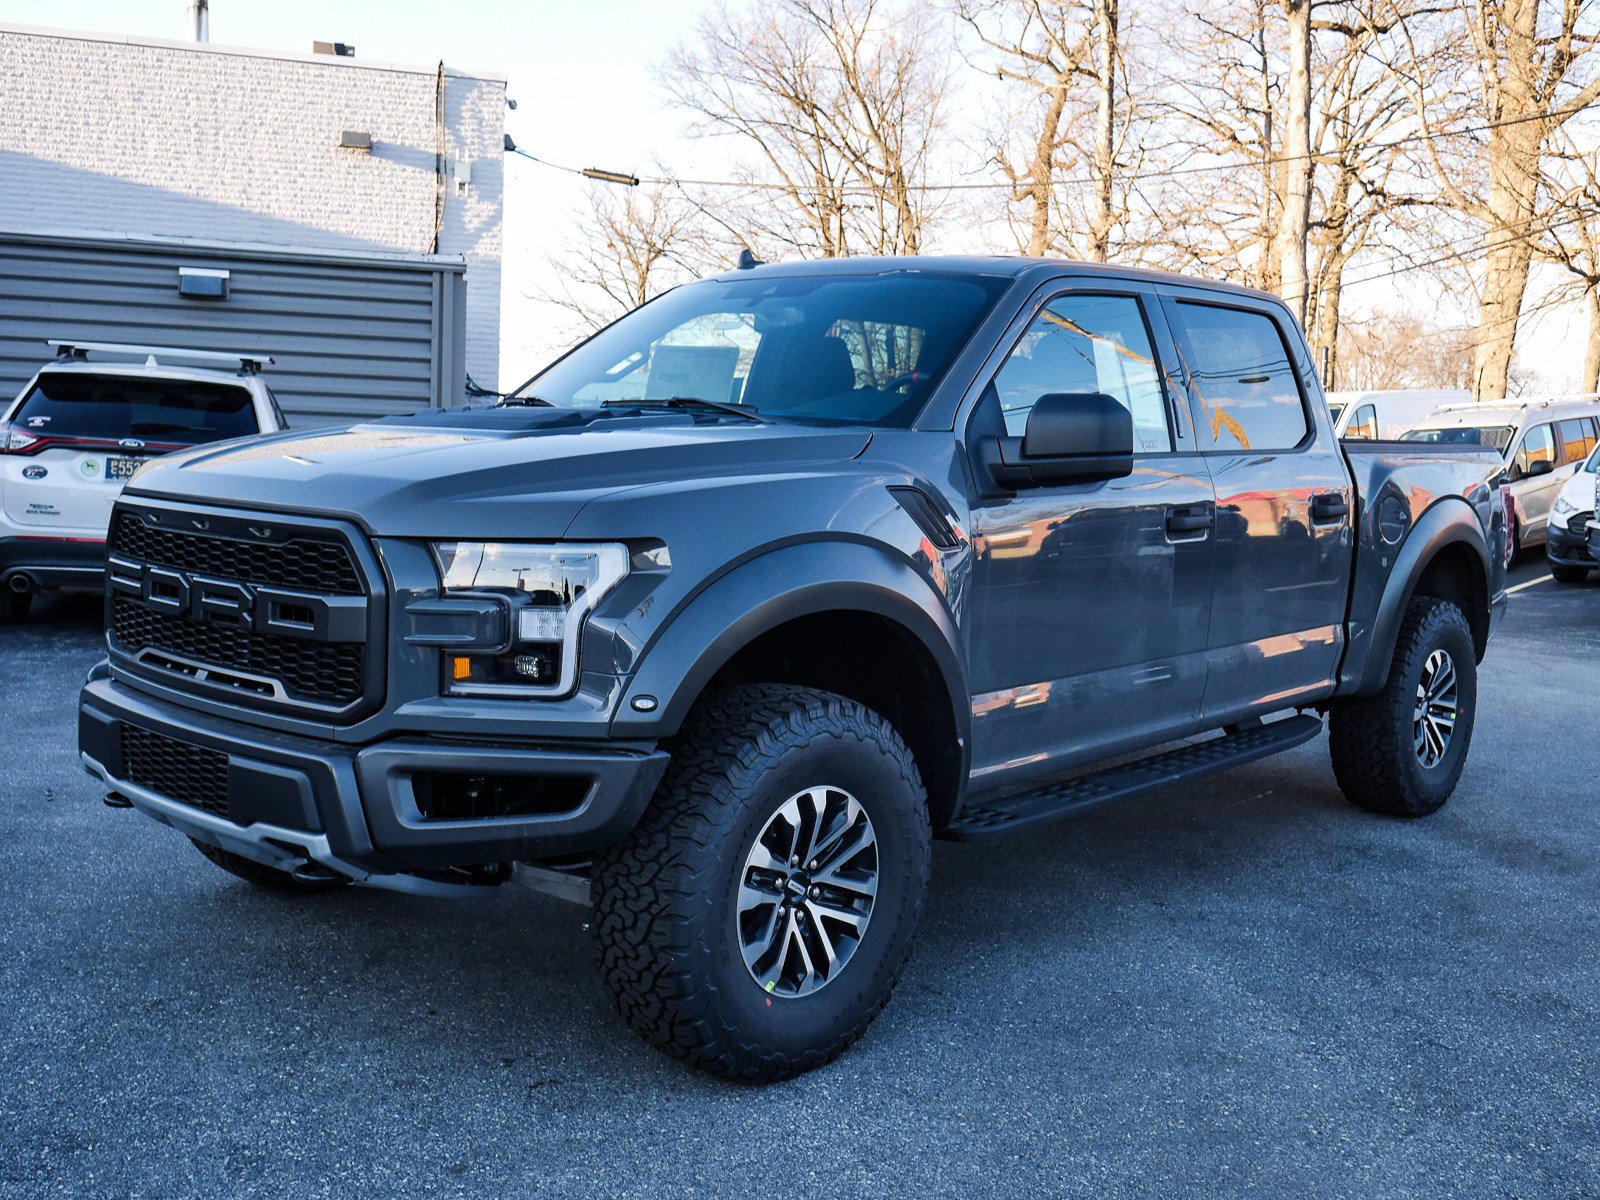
[21,465,46,480]
[119,438,145,450]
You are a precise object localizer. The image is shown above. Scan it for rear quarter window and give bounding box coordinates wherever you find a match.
[1167,301,1309,452]
[10,373,259,444]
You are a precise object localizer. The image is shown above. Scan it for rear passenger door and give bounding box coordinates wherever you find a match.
[1160,294,1353,722]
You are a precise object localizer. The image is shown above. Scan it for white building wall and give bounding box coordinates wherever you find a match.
[0,24,504,389]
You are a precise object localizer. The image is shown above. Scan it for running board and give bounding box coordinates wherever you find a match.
[942,714,1324,842]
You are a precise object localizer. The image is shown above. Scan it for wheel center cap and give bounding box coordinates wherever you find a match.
[784,875,808,898]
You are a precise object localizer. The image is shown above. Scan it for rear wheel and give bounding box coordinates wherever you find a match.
[1550,563,1590,583]
[591,684,931,1082]
[1328,597,1477,817]
[190,838,348,893]
[0,589,32,625]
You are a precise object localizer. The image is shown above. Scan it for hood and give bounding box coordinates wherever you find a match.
[125,407,874,538]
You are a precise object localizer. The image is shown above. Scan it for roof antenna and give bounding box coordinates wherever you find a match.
[736,248,765,270]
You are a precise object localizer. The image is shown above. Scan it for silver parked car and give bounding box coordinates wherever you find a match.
[1400,396,1600,554]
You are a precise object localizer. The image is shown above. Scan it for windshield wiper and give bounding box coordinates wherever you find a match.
[601,396,768,423]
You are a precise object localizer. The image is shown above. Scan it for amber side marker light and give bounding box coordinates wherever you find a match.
[451,656,473,682]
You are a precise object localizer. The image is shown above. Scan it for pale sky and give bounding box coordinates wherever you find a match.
[3,0,1587,392]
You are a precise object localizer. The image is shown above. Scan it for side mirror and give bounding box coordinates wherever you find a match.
[979,392,1134,490]
[1527,458,1554,478]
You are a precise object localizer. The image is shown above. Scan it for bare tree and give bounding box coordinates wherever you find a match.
[1401,0,1600,402]
[956,0,1133,259]
[1304,1,1457,386]
[1539,132,1600,391]
[1276,0,1315,322]
[1336,308,1476,387]
[541,183,720,333]
[1146,0,1287,289]
[661,0,952,257]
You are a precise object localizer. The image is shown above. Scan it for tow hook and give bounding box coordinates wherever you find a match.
[103,792,133,809]
[291,861,348,886]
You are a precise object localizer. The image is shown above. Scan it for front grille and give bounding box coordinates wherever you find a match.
[110,512,362,595]
[107,506,376,716]
[112,597,365,704]
[121,725,230,818]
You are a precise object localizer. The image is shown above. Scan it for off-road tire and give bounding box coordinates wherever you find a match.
[591,684,931,1083]
[0,589,32,625]
[1550,564,1590,584]
[190,838,348,893]
[1328,597,1477,817]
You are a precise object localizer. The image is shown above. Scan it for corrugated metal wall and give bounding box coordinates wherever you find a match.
[0,231,467,425]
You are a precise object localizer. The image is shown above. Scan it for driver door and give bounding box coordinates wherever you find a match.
[965,288,1216,791]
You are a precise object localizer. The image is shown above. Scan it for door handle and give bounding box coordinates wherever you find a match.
[1311,492,1350,523]
[1166,504,1213,536]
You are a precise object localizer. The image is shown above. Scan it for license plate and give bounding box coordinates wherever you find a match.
[105,456,142,482]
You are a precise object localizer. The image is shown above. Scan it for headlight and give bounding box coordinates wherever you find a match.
[1553,494,1576,517]
[431,541,629,697]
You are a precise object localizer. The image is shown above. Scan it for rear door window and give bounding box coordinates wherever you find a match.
[1558,417,1593,464]
[1166,301,1309,451]
[10,373,259,444]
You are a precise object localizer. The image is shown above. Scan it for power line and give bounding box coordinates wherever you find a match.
[507,99,1600,197]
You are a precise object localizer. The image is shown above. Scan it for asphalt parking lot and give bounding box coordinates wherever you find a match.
[2,556,1597,1199]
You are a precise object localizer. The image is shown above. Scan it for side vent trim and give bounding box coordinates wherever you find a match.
[887,486,963,551]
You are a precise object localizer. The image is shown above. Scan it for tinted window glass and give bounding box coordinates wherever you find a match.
[1399,425,1514,451]
[1558,418,1593,464]
[1515,423,1557,474]
[1169,302,1308,451]
[521,273,1009,428]
[992,294,1172,451]
[10,373,258,443]
[1345,404,1379,440]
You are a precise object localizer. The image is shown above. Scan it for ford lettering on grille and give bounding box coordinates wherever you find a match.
[105,507,374,715]
[107,559,365,642]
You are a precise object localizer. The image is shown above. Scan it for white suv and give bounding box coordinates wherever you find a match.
[0,341,286,623]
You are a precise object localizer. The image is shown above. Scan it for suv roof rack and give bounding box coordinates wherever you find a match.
[47,340,273,375]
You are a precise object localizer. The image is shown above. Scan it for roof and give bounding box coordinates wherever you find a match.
[710,254,1285,303]
[1421,396,1600,424]
[0,21,507,84]
[31,356,266,392]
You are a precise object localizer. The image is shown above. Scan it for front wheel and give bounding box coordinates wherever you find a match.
[1550,563,1590,584]
[591,684,931,1082]
[1328,597,1477,817]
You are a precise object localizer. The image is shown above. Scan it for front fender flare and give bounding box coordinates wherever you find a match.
[608,540,969,764]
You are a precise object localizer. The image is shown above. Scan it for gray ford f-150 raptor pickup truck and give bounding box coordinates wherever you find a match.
[79,257,1508,1081]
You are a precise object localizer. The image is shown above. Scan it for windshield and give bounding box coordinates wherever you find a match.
[1399,424,1514,452]
[516,272,1011,427]
[10,373,259,444]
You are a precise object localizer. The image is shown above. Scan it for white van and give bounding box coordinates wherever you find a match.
[1399,396,1600,553]
[1325,388,1468,440]
[0,341,286,623]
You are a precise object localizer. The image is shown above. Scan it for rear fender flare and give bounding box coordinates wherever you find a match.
[1341,498,1490,696]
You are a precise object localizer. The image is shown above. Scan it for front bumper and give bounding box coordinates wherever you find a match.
[1547,518,1596,568]
[79,677,669,892]
[0,534,107,590]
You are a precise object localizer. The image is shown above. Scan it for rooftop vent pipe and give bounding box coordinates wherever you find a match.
[187,0,209,42]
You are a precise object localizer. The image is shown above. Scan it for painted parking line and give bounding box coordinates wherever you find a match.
[1507,574,1556,595]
